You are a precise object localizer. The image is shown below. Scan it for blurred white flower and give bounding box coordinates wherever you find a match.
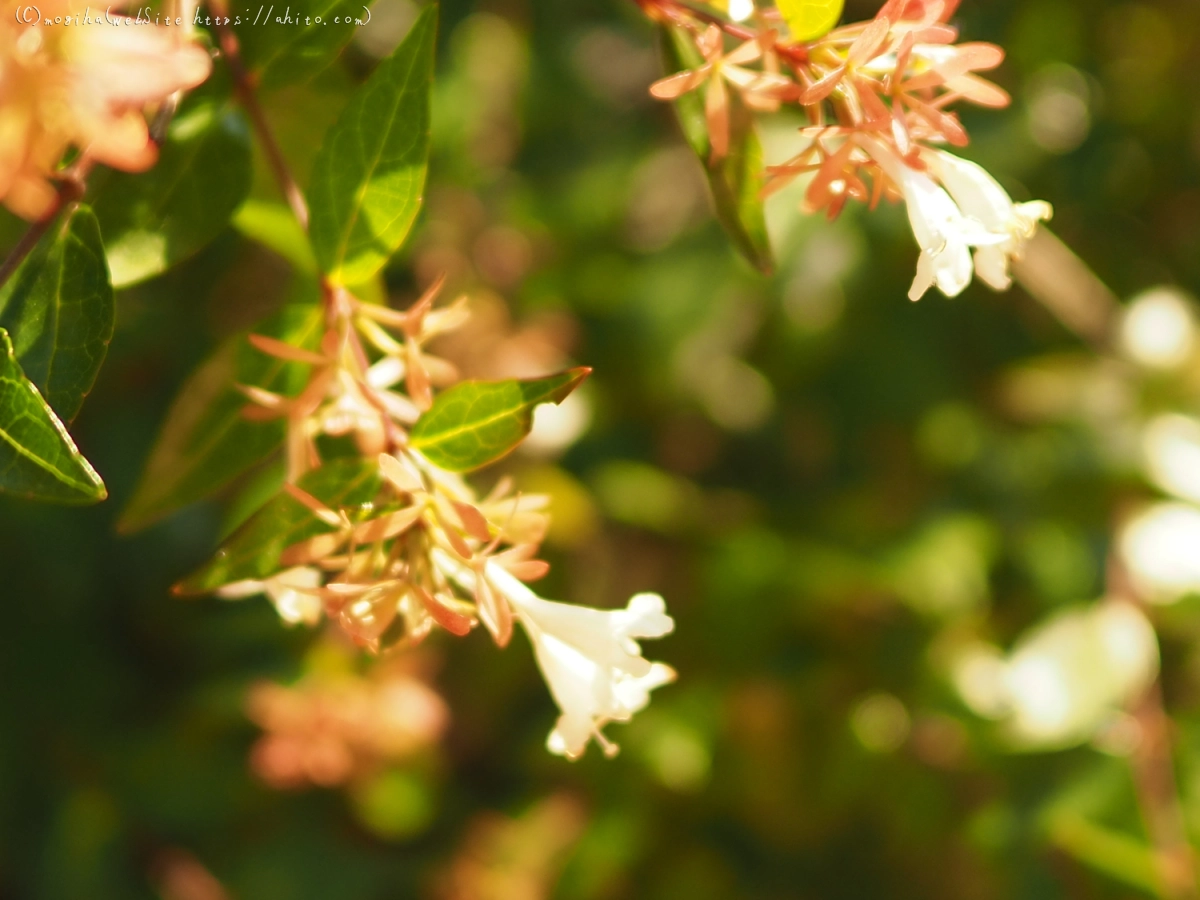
[218,567,324,625]
[1119,503,1200,603]
[953,602,1159,748]
[1118,288,1197,370]
[1142,415,1200,504]
[0,0,211,218]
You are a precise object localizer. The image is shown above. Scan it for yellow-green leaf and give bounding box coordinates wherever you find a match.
[410,369,591,472]
[0,328,106,504]
[308,6,437,285]
[777,0,844,42]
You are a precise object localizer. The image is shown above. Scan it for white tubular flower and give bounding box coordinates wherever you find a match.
[861,137,1001,301]
[923,149,1053,292]
[218,567,324,626]
[435,550,675,760]
[500,574,675,759]
[901,170,978,301]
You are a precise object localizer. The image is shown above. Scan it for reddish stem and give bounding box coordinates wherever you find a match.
[208,2,310,231]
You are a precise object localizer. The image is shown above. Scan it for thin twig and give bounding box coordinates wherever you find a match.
[1131,683,1198,900]
[1012,229,1118,353]
[208,1,310,230]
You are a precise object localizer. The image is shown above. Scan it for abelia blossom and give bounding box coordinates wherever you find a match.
[650,25,788,159]
[218,566,324,625]
[215,279,675,760]
[443,556,676,760]
[921,148,1052,291]
[0,0,211,218]
[859,136,992,299]
[644,0,1053,301]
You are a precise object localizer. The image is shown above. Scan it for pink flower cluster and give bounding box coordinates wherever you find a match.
[646,0,1052,300]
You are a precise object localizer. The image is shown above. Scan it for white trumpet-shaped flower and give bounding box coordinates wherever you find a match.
[861,137,1002,301]
[899,169,984,301]
[434,550,675,759]
[923,149,1053,292]
[217,566,324,625]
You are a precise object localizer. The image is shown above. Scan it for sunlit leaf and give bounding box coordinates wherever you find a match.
[233,199,318,273]
[92,101,252,287]
[0,205,113,422]
[777,0,844,41]
[658,25,774,275]
[118,303,324,532]
[410,368,590,472]
[0,328,105,504]
[176,457,382,593]
[308,5,437,285]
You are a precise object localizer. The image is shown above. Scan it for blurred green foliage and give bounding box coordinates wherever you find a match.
[3,0,1200,897]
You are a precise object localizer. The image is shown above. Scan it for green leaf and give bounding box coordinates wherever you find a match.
[410,368,590,472]
[0,329,106,504]
[308,5,437,285]
[658,25,774,275]
[233,199,318,273]
[234,0,367,89]
[176,457,382,593]
[118,303,325,532]
[218,457,287,541]
[91,101,252,287]
[0,205,113,422]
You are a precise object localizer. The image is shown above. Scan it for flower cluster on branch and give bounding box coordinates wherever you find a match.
[644,0,1052,300]
[218,283,675,761]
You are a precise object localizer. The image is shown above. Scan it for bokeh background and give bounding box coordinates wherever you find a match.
[3,0,1200,897]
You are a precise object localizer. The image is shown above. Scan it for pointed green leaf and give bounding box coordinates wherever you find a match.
[118,303,325,533]
[176,457,382,593]
[308,5,437,285]
[234,0,367,89]
[233,200,318,273]
[0,329,105,504]
[410,368,590,472]
[658,25,774,275]
[0,205,113,422]
[91,101,253,287]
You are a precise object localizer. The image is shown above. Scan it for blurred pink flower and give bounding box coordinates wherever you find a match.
[0,0,211,218]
